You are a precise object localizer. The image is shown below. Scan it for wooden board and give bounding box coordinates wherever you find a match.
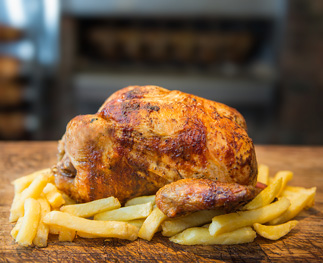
[1,142,323,262]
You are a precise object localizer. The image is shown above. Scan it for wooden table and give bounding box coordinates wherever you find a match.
[1,142,322,262]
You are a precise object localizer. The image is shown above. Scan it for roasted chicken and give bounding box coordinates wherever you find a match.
[55,85,258,216]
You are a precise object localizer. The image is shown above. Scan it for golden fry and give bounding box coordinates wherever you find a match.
[61,196,120,218]
[49,225,63,235]
[269,187,316,225]
[268,177,274,185]
[280,186,315,209]
[170,226,256,245]
[9,193,21,223]
[274,171,293,196]
[58,227,76,242]
[43,183,65,209]
[253,221,298,240]
[15,198,41,246]
[305,194,316,209]
[43,211,138,241]
[61,193,77,205]
[33,197,51,247]
[11,216,24,239]
[77,231,101,238]
[242,178,282,210]
[125,195,156,206]
[94,202,153,221]
[10,174,49,222]
[209,197,290,236]
[9,164,317,247]
[257,164,269,185]
[138,207,167,241]
[77,219,145,238]
[12,168,52,194]
[126,219,146,229]
[162,209,223,237]
[284,185,304,193]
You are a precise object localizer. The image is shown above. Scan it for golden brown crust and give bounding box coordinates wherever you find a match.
[155,178,258,217]
[54,85,257,204]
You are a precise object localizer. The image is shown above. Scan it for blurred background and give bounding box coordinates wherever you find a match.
[0,0,322,144]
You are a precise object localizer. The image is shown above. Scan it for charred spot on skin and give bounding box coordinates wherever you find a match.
[224,148,235,166]
[90,118,98,123]
[117,127,134,149]
[201,190,216,207]
[144,103,160,113]
[122,101,140,115]
[159,120,207,160]
[124,88,145,100]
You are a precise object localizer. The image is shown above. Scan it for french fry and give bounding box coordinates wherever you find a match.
[170,226,256,245]
[61,193,77,205]
[77,231,101,238]
[280,186,315,208]
[125,195,156,206]
[43,183,65,209]
[60,196,120,218]
[94,202,153,221]
[209,197,290,236]
[126,219,146,229]
[284,185,304,193]
[253,221,298,240]
[43,211,138,241]
[242,178,282,210]
[269,187,316,225]
[10,216,24,239]
[8,165,317,247]
[280,188,300,201]
[49,225,63,235]
[33,198,51,247]
[15,198,41,246]
[58,227,76,242]
[80,219,148,238]
[10,174,49,222]
[12,168,52,194]
[305,193,316,209]
[162,209,224,237]
[257,164,269,185]
[274,171,293,196]
[9,193,21,223]
[268,177,274,185]
[138,207,167,241]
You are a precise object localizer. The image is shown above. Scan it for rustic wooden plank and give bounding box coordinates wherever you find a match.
[0,142,322,262]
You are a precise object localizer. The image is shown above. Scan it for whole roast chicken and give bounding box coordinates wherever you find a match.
[55,85,258,217]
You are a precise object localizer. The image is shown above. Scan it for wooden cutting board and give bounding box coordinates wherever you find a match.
[1,142,322,262]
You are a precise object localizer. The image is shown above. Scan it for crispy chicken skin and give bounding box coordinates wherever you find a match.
[155,178,258,217]
[54,85,257,208]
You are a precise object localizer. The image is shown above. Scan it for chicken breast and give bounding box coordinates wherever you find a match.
[54,85,258,210]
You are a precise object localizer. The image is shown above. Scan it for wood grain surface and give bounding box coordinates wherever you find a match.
[0,142,322,263]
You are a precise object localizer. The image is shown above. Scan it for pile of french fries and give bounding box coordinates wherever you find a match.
[9,164,316,247]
